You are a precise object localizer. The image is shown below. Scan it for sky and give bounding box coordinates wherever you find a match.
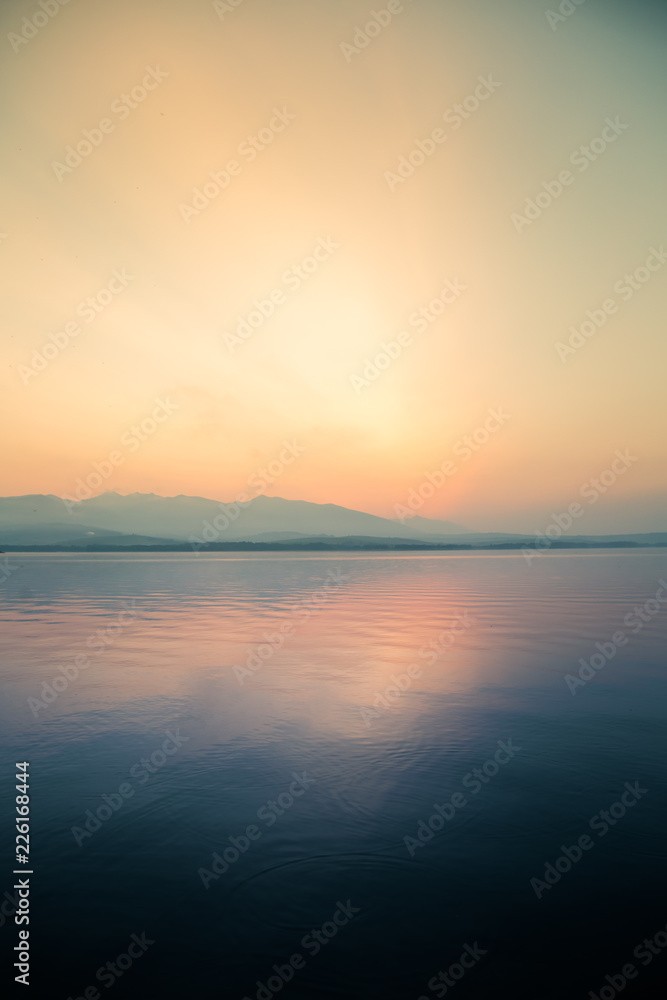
[2,0,666,533]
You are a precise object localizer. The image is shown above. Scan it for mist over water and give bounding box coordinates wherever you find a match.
[1,550,666,998]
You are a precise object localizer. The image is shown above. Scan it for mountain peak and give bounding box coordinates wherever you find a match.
[0,491,470,544]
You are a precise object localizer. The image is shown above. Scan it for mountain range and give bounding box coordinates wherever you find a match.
[0,492,470,546]
[0,492,665,550]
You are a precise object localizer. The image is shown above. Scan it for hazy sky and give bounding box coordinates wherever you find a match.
[2,0,666,532]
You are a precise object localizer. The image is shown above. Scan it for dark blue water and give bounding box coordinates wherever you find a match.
[1,550,666,999]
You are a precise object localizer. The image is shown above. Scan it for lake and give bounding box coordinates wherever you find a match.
[1,550,666,999]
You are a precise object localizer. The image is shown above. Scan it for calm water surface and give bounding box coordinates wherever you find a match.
[1,550,666,998]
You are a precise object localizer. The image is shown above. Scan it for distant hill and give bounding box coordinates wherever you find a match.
[0,492,665,550]
[4,536,666,552]
[0,522,177,548]
[0,492,472,545]
[394,514,469,535]
[0,522,122,546]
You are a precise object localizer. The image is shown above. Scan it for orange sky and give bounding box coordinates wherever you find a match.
[2,0,666,532]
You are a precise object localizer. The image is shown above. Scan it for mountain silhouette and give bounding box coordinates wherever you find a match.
[0,492,469,545]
